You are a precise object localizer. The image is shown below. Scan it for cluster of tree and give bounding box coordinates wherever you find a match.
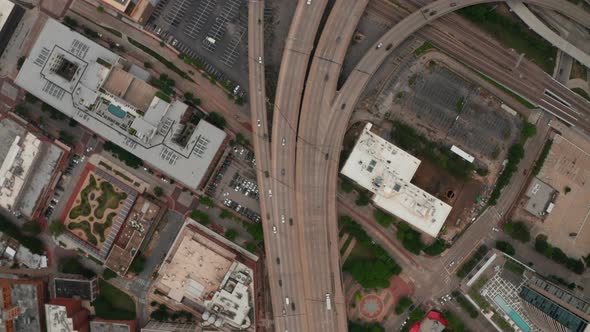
[495,240,516,256]
[0,216,44,254]
[503,221,531,242]
[395,297,413,314]
[348,321,384,332]
[183,92,201,107]
[190,209,210,225]
[92,279,136,320]
[457,5,555,72]
[373,209,395,227]
[452,291,479,319]
[49,220,65,237]
[532,140,553,176]
[443,310,469,332]
[103,141,143,168]
[489,144,525,205]
[58,257,96,278]
[390,121,475,180]
[456,245,489,278]
[127,37,192,81]
[206,112,227,129]
[150,304,194,322]
[354,190,371,206]
[397,223,424,255]
[151,74,176,96]
[548,275,576,291]
[340,177,355,193]
[340,216,401,288]
[198,195,215,208]
[535,235,585,274]
[103,268,117,280]
[128,255,146,274]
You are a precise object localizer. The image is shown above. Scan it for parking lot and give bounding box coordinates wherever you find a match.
[146,0,249,95]
[204,145,261,223]
[381,61,521,165]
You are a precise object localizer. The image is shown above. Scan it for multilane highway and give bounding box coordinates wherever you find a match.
[251,0,590,330]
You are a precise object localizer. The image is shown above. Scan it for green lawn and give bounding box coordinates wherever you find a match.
[93,279,136,320]
[94,181,127,219]
[69,175,98,219]
[68,220,98,245]
[93,212,116,242]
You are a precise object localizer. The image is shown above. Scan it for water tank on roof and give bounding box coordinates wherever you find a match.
[202,311,210,321]
[214,317,223,328]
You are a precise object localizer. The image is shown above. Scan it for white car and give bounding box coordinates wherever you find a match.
[306,0,312,4]
[268,189,272,198]
[376,42,383,49]
[282,137,286,146]
[281,214,286,223]
[273,225,277,234]
[258,56,263,64]
[257,119,261,127]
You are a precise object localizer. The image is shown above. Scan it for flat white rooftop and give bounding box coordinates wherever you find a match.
[341,123,452,237]
[0,0,15,31]
[15,18,225,190]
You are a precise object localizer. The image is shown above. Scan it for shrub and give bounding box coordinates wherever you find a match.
[532,140,552,176]
[0,215,44,254]
[219,209,232,219]
[59,257,95,278]
[456,245,488,278]
[535,235,585,274]
[206,112,226,129]
[103,141,143,168]
[489,143,525,205]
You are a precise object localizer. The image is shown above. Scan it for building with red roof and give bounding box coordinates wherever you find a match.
[409,310,448,332]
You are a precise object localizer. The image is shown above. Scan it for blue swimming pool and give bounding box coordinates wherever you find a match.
[494,295,531,332]
[108,104,126,118]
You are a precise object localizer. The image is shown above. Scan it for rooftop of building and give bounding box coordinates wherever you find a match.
[155,219,255,330]
[53,274,98,301]
[341,123,452,237]
[0,278,44,332]
[15,18,226,190]
[0,116,63,218]
[90,319,135,332]
[105,196,161,275]
[525,178,557,217]
[0,0,15,31]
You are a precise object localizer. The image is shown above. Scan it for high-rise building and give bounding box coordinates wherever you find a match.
[520,275,590,332]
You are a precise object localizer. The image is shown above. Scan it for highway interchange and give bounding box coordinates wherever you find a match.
[248,0,590,331]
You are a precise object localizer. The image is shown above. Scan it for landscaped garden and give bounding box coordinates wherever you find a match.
[65,172,128,248]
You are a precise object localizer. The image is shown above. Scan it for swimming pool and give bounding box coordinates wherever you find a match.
[108,104,127,119]
[494,295,531,332]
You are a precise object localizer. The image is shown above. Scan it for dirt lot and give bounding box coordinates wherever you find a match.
[411,159,484,237]
[512,121,590,258]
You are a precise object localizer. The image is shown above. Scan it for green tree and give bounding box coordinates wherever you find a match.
[521,122,537,141]
[340,177,355,193]
[103,268,117,280]
[395,297,413,314]
[423,239,447,256]
[206,112,226,129]
[225,228,238,241]
[496,240,516,255]
[190,209,210,225]
[49,220,65,237]
[343,259,395,289]
[503,221,531,243]
[355,190,371,206]
[128,255,146,274]
[22,221,42,235]
[153,186,164,197]
[97,5,104,12]
[373,209,395,227]
[199,195,214,208]
[397,222,424,255]
[219,209,232,219]
[144,61,153,69]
